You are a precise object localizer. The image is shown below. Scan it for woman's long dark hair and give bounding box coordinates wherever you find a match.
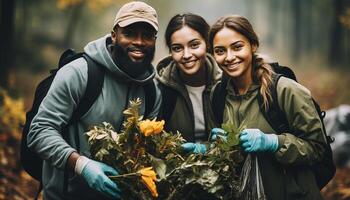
[165,13,210,51]
[209,15,274,110]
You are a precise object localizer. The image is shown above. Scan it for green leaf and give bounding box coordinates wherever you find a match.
[96,133,108,140]
[149,154,166,180]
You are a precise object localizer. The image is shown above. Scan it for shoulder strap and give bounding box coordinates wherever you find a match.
[257,73,289,134]
[269,62,297,82]
[160,86,178,121]
[70,54,105,121]
[211,75,229,125]
[143,81,156,118]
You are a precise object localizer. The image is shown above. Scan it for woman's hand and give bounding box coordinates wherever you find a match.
[239,129,279,153]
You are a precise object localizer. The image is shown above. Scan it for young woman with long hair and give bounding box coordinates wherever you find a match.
[157,13,221,153]
[209,15,327,199]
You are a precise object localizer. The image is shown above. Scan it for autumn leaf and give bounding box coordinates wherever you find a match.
[138,118,165,137]
[138,167,158,198]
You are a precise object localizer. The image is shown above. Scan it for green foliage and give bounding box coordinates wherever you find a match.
[87,99,244,199]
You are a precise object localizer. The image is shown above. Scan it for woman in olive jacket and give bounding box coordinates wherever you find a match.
[209,15,328,200]
[157,13,221,147]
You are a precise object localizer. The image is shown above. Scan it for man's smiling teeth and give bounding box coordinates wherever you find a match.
[129,50,145,58]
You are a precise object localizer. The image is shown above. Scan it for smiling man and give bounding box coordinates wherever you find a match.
[27,1,161,200]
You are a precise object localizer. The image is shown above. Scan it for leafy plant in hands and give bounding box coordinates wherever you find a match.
[86,98,185,199]
[159,122,245,200]
[86,98,245,199]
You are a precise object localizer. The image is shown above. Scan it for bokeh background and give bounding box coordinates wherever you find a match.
[0,0,349,199]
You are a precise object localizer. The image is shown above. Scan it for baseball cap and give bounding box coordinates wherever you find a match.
[113,1,158,31]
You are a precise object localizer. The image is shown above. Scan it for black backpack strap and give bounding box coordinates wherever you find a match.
[211,75,229,125]
[270,62,297,82]
[160,86,178,122]
[257,73,289,133]
[63,53,105,195]
[143,81,156,118]
[70,54,105,122]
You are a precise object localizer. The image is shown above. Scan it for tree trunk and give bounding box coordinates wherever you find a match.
[329,0,347,66]
[0,0,16,89]
[63,2,84,47]
[293,0,301,61]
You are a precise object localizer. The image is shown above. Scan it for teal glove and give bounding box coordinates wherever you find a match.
[76,156,121,199]
[239,129,279,153]
[210,128,228,141]
[181,143,206,154]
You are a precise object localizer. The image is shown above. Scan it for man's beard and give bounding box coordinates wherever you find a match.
[112,43,155,78]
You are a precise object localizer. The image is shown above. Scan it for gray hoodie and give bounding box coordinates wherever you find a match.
[28,34,161,200]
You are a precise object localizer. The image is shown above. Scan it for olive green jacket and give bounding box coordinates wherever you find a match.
[222,77,326,200]
[156,54,221,142]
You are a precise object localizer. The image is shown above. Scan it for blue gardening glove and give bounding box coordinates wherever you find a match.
[181,143,207,154]
[239,129,279,153]
[210,128,228,142]
[75,156,121,199]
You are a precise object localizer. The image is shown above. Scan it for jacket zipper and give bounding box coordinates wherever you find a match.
[202,90,209,140]
[237,96,243,124]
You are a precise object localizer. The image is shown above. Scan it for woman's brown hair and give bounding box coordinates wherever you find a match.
[209,15,274,110]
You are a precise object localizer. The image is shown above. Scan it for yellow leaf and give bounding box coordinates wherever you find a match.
[138,119,165,137]
[138,167,158,197]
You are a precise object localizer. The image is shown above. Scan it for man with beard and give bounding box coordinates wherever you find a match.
[27,2,161,199]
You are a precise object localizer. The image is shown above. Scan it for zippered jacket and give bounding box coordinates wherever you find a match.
[28,34,161,200]
[156,54,221,142]
[221,77,326,200]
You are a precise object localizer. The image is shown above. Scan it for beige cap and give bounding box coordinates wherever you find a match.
[113,1,158,31]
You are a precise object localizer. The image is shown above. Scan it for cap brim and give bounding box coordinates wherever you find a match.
[118,18,158,32]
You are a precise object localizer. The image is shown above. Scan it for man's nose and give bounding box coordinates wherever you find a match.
[132,33,145,46]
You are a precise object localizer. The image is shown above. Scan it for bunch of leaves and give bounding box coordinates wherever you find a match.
[87,98,246,199]
[86,98,186,199]
[157,122,245,200]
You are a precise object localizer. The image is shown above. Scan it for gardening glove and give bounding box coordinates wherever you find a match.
[239,129,279,153]
[181,143,207,154]
[75,156,121,199]
[210,128,228,142]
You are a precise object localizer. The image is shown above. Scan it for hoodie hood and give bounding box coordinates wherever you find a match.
[84,34,156,84]
[156,53,222,90]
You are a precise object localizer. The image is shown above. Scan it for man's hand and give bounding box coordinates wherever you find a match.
[239,129,279,153]
[75,156,121,199]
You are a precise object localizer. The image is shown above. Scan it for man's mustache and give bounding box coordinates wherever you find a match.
[127,46,147,53]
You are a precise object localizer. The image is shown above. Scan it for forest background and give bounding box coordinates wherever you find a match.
[0,0,350,199]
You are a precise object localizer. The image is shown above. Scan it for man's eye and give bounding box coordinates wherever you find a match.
[143,32,156,40]
[122,32,131,37]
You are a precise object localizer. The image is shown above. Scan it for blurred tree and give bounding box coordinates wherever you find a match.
[0,0,16,89]
[330,0,350,66]
[57,0,115,47]
[340,7,350,29]
[292,0,301,61]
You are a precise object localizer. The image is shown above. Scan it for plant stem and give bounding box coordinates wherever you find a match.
[109,172,140,179]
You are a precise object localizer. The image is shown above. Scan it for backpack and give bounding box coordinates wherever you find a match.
[20,49,157,182]
[211,62,336,190]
